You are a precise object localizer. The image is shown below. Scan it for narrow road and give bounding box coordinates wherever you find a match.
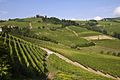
[41,47,120,80]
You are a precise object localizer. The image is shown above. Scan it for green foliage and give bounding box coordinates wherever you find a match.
[48,54,113,80]
[38,40,120,77]
[1,16,120,79]
[87,20,98,26]
[0,33,47,79]
[0,42,11,80]
[70,42,95,49]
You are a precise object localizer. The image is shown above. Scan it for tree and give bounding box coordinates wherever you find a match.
[87,20,98,26]
[113,32,120,39]
[102,29,107,35]
[36,15,40,18]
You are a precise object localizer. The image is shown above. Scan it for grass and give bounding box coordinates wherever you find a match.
[18,36,120,78]
[0,18,61,29]
[98,21,120,34]
[47,54,113,80]
[0,21,29,28]
[38,40,120,77]
[76,20,120,35]
[68,26,102,37]
[1,17,120,79]
[94,39,120,50]
[33,27,90,46]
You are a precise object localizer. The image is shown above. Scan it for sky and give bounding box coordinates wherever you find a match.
[0,0,120,20]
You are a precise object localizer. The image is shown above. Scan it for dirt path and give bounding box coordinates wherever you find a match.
[66,27,78,37]
[41,47,120,80]
[40,47,53,58]
[47,72,54,80]
[82,35,115,40]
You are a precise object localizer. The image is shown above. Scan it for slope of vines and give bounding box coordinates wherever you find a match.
[0,32,48,79]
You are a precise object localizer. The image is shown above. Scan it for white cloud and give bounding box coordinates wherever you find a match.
[114,6,120,17]
[70,18,79,20]
[70,18,76,20]
[94,16,102,20]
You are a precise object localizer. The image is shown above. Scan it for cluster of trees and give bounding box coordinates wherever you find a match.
[70,42,95,49]
[35,15,79,26]
[61,19,79,26]
[86,20,98,26]
[100,50,120,57]
[0,20,6,22]
[42,16,61,24]
[102,18,120,23]
[112,32,120,39]
[8,18,25,22]
[84,25,108,35]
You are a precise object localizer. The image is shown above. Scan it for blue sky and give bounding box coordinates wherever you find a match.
[0,0,120,20]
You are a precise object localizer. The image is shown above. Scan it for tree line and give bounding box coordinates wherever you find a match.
[35,15,79,26]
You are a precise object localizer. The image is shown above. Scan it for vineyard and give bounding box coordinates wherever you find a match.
[0,32,48,80]
[47,54,113,80]
[0,16,120,80]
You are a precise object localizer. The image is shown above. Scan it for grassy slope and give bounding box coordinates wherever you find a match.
[0,21,29,28]
[94,39,120,50]
[47,54,113,80]
[38,41,120,77]
[98,21,120,34]
[76,19,120,34]
[18,35,120,77]
[68,26,102,37]
[1,17,120,78]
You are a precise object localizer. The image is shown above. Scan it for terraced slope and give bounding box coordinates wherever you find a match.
[0,32,48,79]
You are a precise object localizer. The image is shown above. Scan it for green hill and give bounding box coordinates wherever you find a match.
[0,32,47,80]
[0,16,120,80]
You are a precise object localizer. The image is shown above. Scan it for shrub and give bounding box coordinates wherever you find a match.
[117,52,120,56]
[106,51,111,55]
[70,44,77,49]
[100,51,104,54]
[112,52,117,56]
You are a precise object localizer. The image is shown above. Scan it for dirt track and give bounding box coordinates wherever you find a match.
[82,35,115,40]
[41,47,120,80]
[66,27,78,37]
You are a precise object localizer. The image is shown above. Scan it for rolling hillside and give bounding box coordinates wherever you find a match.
[0,32,47,80]
[0,16,120,80]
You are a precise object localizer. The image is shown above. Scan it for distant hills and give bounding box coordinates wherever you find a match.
[101,17,120,22]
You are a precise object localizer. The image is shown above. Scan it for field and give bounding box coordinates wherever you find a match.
[98,21,120,34]
[0,17,120,80]
[39,40,120,77]
[47,54,113,80]
[18,33,120,78]
[0,32,47,79]
[76,18,120,35]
